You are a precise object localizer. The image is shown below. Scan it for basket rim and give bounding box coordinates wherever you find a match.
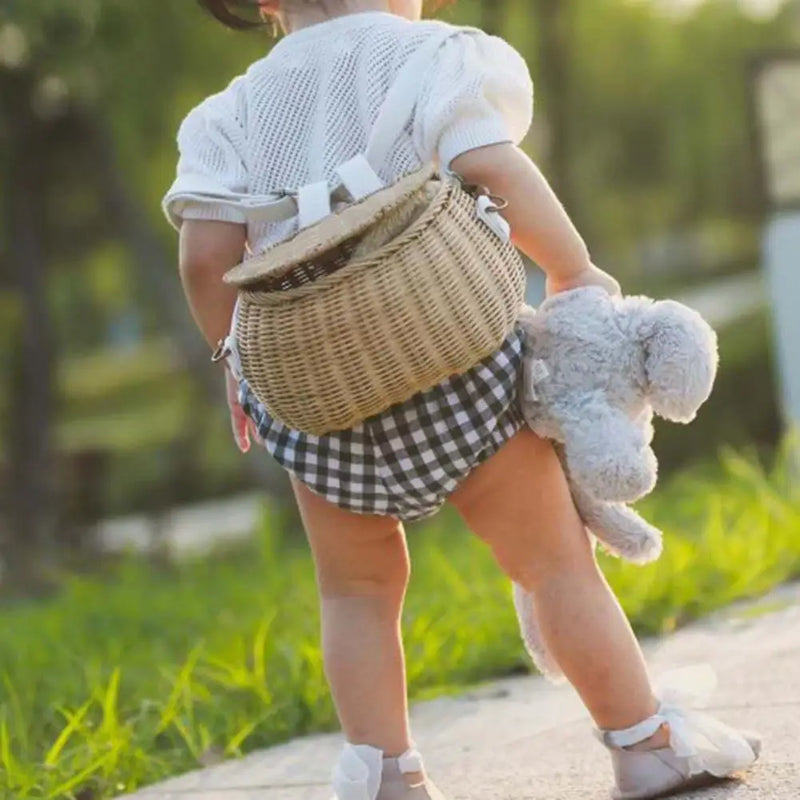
[236,180,504,307]
[224,164,441,288]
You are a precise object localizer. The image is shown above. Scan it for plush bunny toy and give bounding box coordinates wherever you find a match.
[513,287,719,680]
[519,287,719,505]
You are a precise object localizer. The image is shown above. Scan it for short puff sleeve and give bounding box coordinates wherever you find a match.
[162,78,249,230]
[413,31,533,170]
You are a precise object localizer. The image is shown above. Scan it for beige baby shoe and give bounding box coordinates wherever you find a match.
[596,666,761,800]
[332,743,447,800]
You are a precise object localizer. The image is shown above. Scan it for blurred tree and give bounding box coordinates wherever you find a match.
[480,0,508,34]
[532,0,577,219]
[0,0,795,576]
[0,2,273,578]
[565,0,793,253]
[0,40,61,588]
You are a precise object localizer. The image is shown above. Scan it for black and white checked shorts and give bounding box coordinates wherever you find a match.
[239,326,525,522]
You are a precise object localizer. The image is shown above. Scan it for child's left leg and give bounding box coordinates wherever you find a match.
[291,476,414,757]
[292,478,447,799]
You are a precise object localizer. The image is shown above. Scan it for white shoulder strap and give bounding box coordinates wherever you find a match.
[325,27,461,214]
[365,26,461,170]
[180,26,469,227]
[166,187,299,226]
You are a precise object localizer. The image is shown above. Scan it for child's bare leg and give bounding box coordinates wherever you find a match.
[292,477,413,757]
[449,429,665,739]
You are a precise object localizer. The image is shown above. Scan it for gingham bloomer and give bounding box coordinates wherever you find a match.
[239,326,525,522]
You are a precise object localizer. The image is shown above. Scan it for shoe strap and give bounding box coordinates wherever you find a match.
[595,664,718,751]
[594,665,757,778]
[595,712,667,750]
[332,744,427,800]
[396,748,425,775]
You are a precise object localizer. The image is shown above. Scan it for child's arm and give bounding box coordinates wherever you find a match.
[179,218,255,452]
[178,219,246,349]
[450,143,619,296]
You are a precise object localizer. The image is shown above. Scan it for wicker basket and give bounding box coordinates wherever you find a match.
[226,170,526,435]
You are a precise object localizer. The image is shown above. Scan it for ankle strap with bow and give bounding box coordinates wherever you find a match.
[594,665,758,777]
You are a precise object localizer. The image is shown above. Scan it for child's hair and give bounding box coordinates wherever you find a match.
[198,0,263,29]
[198,0,452,30]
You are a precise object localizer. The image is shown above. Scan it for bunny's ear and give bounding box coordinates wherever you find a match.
[639,300,719,423]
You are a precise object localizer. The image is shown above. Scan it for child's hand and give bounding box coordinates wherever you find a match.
[225,368,260,453]
[546,263,621,298]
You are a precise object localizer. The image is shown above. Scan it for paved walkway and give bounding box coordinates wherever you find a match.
[122,581,800,800]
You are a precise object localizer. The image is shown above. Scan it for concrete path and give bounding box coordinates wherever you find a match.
[121,581,800,800]
[95,491,266,559]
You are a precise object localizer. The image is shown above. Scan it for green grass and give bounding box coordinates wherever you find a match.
[1,441,799,800]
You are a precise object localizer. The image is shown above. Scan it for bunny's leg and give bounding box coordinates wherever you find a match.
[571,488,663,564]
[511,497,661,682]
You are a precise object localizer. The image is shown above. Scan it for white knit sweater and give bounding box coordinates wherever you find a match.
[163,11,533,253]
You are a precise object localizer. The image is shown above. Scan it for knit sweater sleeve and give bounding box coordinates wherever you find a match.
[162,78,249,229]
[413,30,533,170]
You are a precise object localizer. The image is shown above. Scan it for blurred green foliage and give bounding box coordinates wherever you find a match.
[1,0,796,523]
[656,310,782,472]
[1,440,798,799]
[2,0,795,332]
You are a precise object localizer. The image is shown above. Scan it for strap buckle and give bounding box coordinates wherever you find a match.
[211,340,231,364]
[452,172,509,211]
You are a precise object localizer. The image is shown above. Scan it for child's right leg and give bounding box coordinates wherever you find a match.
[449,428,759,799]
[450,428,661,733]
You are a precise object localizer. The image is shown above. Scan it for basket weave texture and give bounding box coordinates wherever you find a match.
[234,176,526,435]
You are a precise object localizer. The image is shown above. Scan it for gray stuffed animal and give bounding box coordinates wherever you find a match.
[513,286,719,680]
[519,287,719,504]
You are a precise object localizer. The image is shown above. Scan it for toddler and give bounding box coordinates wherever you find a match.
[163,2,760,798]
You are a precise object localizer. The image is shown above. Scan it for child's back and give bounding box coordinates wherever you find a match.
[165,12,532,254]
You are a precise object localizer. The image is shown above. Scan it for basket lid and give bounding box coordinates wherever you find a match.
[224,165,438,288]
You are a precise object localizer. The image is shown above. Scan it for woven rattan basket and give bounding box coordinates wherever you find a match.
[226,170,526,435]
